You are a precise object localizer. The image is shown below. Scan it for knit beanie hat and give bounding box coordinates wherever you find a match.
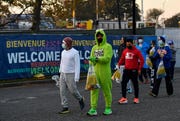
[168,40,174,45]
[159,36,165,43]
[63,37,72,48]
[126,38,133,44]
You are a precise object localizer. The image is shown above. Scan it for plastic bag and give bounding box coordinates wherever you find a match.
[112,66,124,83]
[85,64,100,91]
[52,75,60,87]
[156,60,166,78]
[149,47,155,57]
[146,56,153,68]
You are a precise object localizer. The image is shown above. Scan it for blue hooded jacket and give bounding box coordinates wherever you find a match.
[136,42,149,68]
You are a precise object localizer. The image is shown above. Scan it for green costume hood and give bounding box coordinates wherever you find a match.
[95,29,107,46]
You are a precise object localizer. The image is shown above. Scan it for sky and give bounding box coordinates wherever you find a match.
[136,0,180,19]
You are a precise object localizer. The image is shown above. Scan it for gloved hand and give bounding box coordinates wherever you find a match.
[89,57,98,63]
[115,65,120,70]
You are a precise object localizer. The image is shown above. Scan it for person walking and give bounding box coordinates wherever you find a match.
[167,40,176,81]
[117,38,144,104]
[136,37,150,84]
[147,40,158,88]
[87,29,113,116]
[58,37,85,114]
[149,36,173,97]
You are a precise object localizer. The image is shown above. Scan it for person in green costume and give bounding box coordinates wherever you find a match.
[87,29,113,116]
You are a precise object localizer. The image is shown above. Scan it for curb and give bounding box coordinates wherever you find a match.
[0,76,87,88]
[0,79,52,88]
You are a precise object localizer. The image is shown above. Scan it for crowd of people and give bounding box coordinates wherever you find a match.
[57,29,176,116]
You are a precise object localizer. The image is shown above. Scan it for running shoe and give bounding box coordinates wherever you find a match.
[58,108,70,114]
[133,98,140,104]
[103,108,112,115]
[149,91,157,97]
[127,88,133,93]
[118,97,128,104]
[87,108,97,116]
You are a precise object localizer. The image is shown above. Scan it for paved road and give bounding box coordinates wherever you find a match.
[0,69,180,121]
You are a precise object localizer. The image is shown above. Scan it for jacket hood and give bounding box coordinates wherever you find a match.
[95,29,107,46]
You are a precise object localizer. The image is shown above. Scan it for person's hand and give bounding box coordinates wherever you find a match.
[157,49,161,55]
[115,65,120,70]
[162,50,167,54]
[89,57,98,63]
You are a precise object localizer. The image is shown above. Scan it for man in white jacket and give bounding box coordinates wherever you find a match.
[59,37,84,114]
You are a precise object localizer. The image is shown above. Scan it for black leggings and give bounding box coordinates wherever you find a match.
[152,68,173,96]
[121,69,139,98]
[139,68,148,83]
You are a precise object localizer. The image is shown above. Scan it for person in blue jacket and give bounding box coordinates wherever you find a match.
[149,36,173,97]
[136,37,150,84]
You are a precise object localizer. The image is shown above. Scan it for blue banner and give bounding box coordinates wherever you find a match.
[0,34,157,80]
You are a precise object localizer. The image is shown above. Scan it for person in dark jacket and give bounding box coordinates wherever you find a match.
[117,37,127,61]
[147,40,158,88]
[167,40,176,81]
[149,36,173,97]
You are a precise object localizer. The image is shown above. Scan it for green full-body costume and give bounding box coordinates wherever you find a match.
[89,29,113,113]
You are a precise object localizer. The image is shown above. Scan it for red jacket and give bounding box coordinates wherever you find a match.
[118,46,144,71]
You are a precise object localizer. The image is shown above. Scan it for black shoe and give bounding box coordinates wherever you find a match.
[58,108,70,114]
[79,98,85,110]
[149,91,157,97]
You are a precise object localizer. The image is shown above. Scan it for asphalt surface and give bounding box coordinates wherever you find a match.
[0,68,180,121]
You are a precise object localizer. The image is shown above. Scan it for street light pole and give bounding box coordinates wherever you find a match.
[95,0,99,29]
[132,0,136,35]
[96,0,99,21]
[72,0,76,28]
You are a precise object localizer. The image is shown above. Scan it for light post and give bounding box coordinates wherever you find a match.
[72,0,76,28]
[96,0,99,21]
[141,0,144,21]
[132,0,136,35]
[162,0,168,34]
[95,0,99,29]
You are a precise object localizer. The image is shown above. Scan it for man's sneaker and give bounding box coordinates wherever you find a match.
[118,97,128,104]
[87,108,97,116]
[103,108,112,115]
[58,108,70,114]
[133,98,140,104]
[127,88,133,94]
[79,98,85,110]
[149,91,157,97]
[149,85,153,89]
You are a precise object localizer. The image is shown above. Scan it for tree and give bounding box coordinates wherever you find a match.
[146,8,164,21]
[30,0,42,32]
[165,13,180,27]
[103,0,141,21]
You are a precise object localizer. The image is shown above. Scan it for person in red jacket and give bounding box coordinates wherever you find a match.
[117,38,144,104]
